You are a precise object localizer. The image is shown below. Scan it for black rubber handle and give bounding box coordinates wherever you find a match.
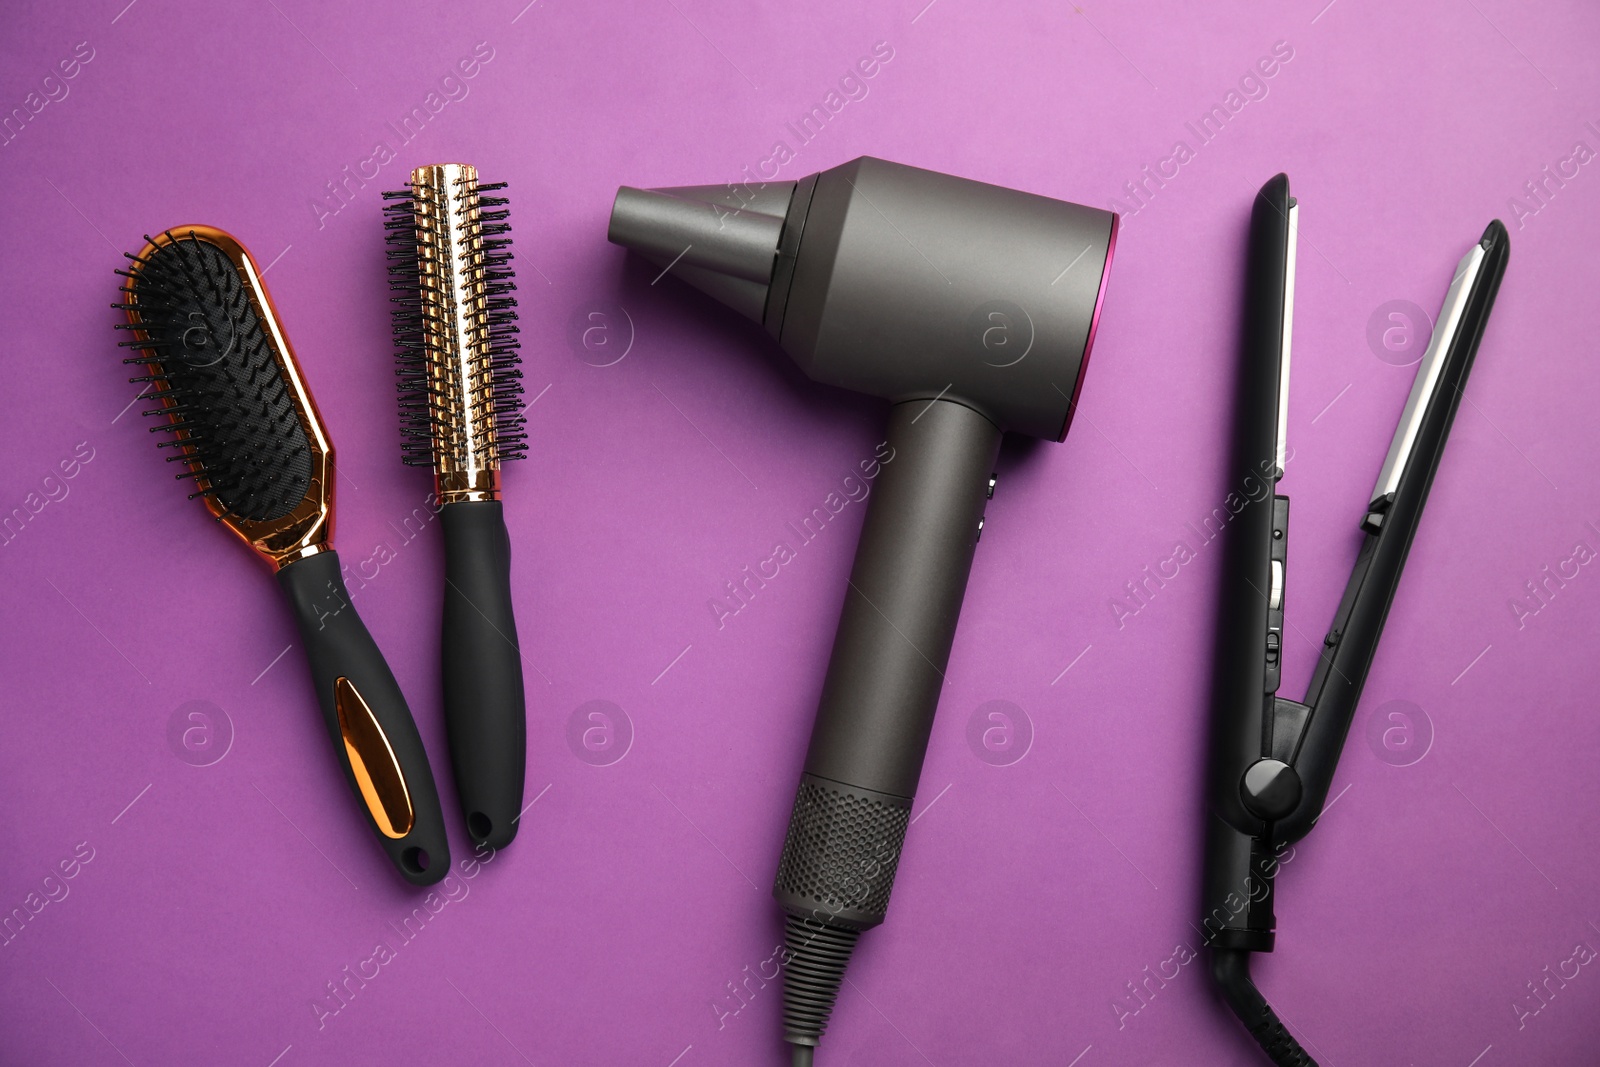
[440,500,527,850]
[277,550,450,886]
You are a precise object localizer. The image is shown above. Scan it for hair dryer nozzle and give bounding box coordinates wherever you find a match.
[608,182,796,323]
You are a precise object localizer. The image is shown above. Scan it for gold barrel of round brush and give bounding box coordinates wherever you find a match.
[409,163,506,502]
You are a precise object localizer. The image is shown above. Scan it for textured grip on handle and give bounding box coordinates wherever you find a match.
[773,774,911,930]
[277,550,450,886]
[440,501,527,850]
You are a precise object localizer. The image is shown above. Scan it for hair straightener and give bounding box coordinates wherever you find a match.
[1202,174,1509,1064]
[115,227,451,885]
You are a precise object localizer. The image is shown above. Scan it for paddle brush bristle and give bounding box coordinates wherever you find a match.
[114,231,313,523]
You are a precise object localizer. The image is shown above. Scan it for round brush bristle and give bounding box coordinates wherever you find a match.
[113,231,313,522]
[384,166,525,473]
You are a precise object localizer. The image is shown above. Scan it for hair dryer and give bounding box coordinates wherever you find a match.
[609,156,1117,1065]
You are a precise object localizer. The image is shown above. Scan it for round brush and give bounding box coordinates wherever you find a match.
[114,227,451,886]
[384,164,528,851]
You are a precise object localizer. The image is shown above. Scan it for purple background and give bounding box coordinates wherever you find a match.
[3,1,1598,1064]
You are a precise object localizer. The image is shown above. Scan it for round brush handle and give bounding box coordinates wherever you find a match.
[440,500,527,850]
[276,550,451,886]
[774,397,1001,928]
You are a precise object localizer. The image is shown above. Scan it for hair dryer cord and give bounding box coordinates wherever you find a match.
[781,915,858,1062]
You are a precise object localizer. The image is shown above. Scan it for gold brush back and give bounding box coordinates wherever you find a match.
[119,226,336,570]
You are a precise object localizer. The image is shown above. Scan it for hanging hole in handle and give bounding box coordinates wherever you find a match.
[401,846,431,874]
[467,811,493,842]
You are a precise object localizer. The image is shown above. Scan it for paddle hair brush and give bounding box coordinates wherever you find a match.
[115,227,450,886]
[384,164,528,850]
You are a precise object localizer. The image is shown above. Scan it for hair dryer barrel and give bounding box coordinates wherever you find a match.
[782,158,1116,441]
[607,157,1118,442]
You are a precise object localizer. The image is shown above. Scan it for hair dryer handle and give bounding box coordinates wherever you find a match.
[773,396,1000,928]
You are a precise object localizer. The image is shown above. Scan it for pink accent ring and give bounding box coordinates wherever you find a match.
[1058,211,1120,442]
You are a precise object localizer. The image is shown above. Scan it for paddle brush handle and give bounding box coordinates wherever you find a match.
[278,550,451,887]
